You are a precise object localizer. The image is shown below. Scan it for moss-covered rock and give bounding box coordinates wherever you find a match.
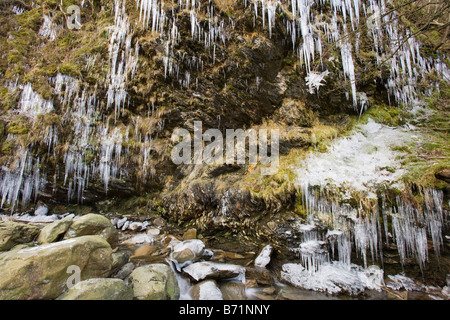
[0,220,40,251]
[57,278,133,300]
[0,235,112,300]
[129,263,180,300]
[37,216,73,244]
[63,213,118,248]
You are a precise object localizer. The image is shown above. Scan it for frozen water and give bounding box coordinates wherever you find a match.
[254,244,273,268]
[297,119,412,196]
[305,70,330,94]
[281,261,384,295]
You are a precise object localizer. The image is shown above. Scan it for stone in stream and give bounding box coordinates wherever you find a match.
[110,251,130,276]
[131,245,158,259]
[219,282,246,300]
[113,262,135,280]
[182,261,245,282]
[63,213,119,248]
[37,216,73,244]
[171,239,205,264]
[0,235,112,300]
[0,220,40,251]
[245,266,275,285]
[57,278,133,300]
[190,280,223,300]
[254,244,273,268]
[182,228,197,240]
[129,263,179,300]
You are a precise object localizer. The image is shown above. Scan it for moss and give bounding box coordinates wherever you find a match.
[1,140,15,155]
[58,62,81,78]
[360,104,405,126]
[7,120,30,135]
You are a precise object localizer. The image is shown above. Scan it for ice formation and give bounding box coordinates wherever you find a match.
[281,262,384,295]
[18,84,54,119]
[38,15,58,41]
[298,119,412,197]
[305,70,330,94]
[254,244,273,268]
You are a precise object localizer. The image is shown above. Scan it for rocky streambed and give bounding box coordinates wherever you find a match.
[1,211,449,300]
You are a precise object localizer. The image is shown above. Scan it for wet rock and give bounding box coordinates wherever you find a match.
[121,233,154,245]
[63,214,119,248]
[110,251,130,275]
[245,267,275,286]
[153,217,166,227]
[37,217,73,244]
[190,280,223,300]
[183,228,197,240]
[0,235,112,300]
[254,244,273,268]
[249,292,276,300]
[129,263,179,300]
[57,278,133,300]
[131,245,158,259]
[182,261,245,282]
[0,220,40,251]
[147,228,161,236]
[262,287,276,295]
[113,262,135,280]
[171,239,205,264]
[220,282,246,300]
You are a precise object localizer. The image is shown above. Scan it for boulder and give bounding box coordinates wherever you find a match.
[37,217,73,244]
[129,263,179,300]
[0,220,40,251]
[0,235,112,300]
[63,214,119,247]
[190,280,223,300]
[182,262,245,282]
[57,278,133,300]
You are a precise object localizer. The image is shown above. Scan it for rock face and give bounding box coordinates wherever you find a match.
[129,264,179,300]
[57,278,133,300]
[0,235,112,300]
[0,220,40,251]
[37,217,73,244]
[63,214,119,248]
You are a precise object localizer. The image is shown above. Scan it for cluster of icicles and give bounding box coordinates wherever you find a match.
[1,0,449,209]
[279,185,447,294]
[135,0,449,112]
[296,184,446,275]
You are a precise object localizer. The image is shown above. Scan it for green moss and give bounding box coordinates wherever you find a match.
[7,120,30,135]
[58,62,81,78]
[1,140,15,155]
[360,104,405,126]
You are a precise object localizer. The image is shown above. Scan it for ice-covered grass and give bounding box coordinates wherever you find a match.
[297,118,414,198]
